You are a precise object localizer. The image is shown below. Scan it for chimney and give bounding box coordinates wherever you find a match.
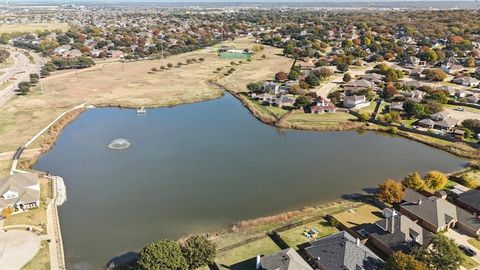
[392,209,397,216]
[418,198,422,205]
[356,238,360,246]
[391,216,395,233]
[256,255,261,270]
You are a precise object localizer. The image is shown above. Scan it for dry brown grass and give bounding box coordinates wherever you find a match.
[0,23,69,34]
[0,38,294,179]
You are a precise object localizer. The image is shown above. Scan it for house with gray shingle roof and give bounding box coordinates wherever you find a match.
[0,172,40,212]
[365,212,431,255]
[305,231,384,270]
[257,248,313,270]
[400,188,480,237]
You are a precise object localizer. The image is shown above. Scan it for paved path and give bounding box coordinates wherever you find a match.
[444,229,480,268]
[0,230,41,270]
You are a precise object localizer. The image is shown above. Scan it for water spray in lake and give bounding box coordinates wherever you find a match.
[108,139,131,150]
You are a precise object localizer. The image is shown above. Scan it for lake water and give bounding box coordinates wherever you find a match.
[34,93,466,269]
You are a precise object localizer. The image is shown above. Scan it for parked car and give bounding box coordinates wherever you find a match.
[454,107,464,111]
[459,245,477,256]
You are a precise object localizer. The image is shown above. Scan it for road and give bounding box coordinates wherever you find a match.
[315,63,377,98]
[0,230,41,270]
[0,47,43,107]
[444,229,480,269]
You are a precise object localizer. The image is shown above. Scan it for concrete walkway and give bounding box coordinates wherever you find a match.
[0,230,41,270]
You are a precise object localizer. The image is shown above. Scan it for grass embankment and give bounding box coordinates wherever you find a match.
[0,23,70,34]
[0,55,14,69]
[21,241,50,270]
[3,177,52,229]
[212,200,363,269]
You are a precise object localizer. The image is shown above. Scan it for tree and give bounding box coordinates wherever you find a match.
[18,81,31,95]
[402,172,425,190]
[30,73,39,84]
[382,83,398,99]
[466,57,476,68]
[377,179,404,204]
[327,92,341,104]
[428,91,448,104]
[305,74,320,88]
[294,95,312,108]
[424,101,443,115]
[336,62,349,73]
[343,73,352,82]
[167,63,173,68]
[423,171,447,191]
[137,240,188,270]
[1,207,13,218]
[288,69,300,80]
[462,119,480,134]
[403,101,425,118]
[180,235,216,269]
[247,82,263,92]
[460,175,479,188]
[275,71,288,82]
[422,69,447,81]
[385,252,428,270]
[314,67,333,80]
[414,234,463,270]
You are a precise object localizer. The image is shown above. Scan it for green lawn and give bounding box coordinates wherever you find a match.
[461,254,479,270]
[358,102,385,115]
[278,219,338,249]
[463,170,480,182]
[285,111,358,128]
[250,99,289,119]
[216,238,281,270]
[467,238,480,250]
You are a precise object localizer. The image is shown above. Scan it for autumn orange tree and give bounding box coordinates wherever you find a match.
[402,172,425,191]
[424,171,448,191]
[377,179,405,204]
[385,252,428,270]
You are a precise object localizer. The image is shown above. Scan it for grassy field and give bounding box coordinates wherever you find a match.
[3,177,52,229]
[461,254,479,270]
[0,37,294,178]
[250,99,289,119]
[0,23,70,34]
[216,238,281,270]
[21,241,50,270]
[467,238,480,250]
[278,219,338,249]
[0,55,13,69]
[332,204,383,228]
[284,111,360,129]
[217,39,294,93]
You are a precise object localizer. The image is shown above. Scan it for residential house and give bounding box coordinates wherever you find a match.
[418,111,460,132]
[343,95,370,109]
[430,111,450,121]
[360,73,385,85]
[54,44,72,55]
[452,76,480,87]
[405,80,428,90]
[108,50,124,58]
[344,79,376,94]
[418,118,436,129]
[68,49,83,58]
[466,94,480,104]
[456,189,480,215]
[405,89,426,103]
[257,248,313,270]
[389,102,404,112]
[310,97,336,114]
[442,58,465,75]
[0,172,40,212]
[365,212,431,255]
[305,231,384,270]
[273,95,296,108]
[399,188,480,237]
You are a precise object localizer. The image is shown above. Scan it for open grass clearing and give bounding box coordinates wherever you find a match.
[0,55,13,69]
[332,204,383,229]
[278,219,338,249]
[21,241,50,270]
[216,237,281,270]
[461,254,479,270]
[250,99,289,119]
[285,111,358,128]
[467,238,480,251]
[0,23,70,34]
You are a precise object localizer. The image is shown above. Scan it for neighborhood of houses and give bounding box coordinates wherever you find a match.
[255,182,480,270]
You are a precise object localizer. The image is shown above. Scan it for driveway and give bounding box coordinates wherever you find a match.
[444,228,480,268]
[0,230,41,270]
[445,108,480,122]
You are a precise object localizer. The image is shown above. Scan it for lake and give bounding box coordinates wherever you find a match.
[34,93,466,269]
